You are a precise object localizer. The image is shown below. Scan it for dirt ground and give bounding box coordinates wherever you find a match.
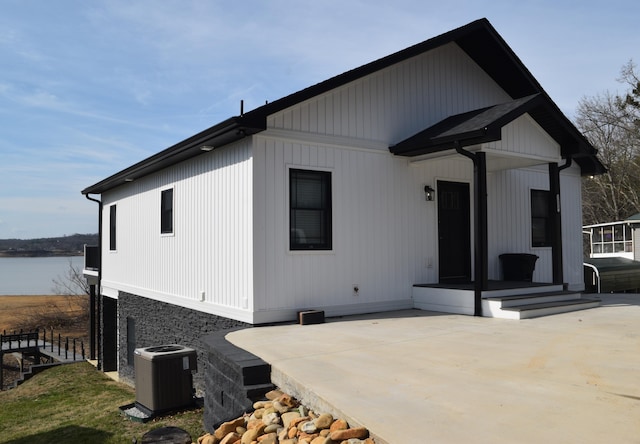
[0,295,89,338]
[1,295,90,389]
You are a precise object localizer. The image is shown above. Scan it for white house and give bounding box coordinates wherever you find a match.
[582,214,640,293]
[583,214,640,260]
[82,19,604,386]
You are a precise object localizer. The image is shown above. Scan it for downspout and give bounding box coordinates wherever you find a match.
[455,143,488,317]
[558,156,572,172]
[85,194,102,369]
[550,156,572,286]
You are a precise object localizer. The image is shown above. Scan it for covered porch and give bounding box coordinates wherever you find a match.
[391,94,605,318]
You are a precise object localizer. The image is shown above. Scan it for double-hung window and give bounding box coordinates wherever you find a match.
[161,188,174,234]
[531,189,551,247]
[290,169,332,250]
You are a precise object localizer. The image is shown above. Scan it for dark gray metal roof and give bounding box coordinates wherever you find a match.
[82,18,605,195]
[626,213,640,222]
[390,92,605,177]
[584,257,640,273]
[390,94,543,155]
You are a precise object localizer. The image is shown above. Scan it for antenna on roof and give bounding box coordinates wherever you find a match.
[240,100,244,116]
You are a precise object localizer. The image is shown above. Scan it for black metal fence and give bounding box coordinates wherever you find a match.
[1,328,86,390]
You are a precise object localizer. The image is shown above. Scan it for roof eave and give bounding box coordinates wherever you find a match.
[81,116,265,195]
[82,18,606,195]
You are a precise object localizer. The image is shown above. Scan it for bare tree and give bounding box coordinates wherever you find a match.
[619,60,640,112]
[51,259,90,297]
[577,61,640,225]
[46,259,90,330]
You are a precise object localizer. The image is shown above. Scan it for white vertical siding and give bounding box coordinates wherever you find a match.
[97,33,588,323]
[560,165,587,290]
[252,134,485,321]
[409,157,475,282]
[253,136,416,321]
[485,114,560,160]
[250,40,584,320]
[488,166,552,282]
[267,43,511,145]
[486,163,584,289]
[101,140,254,322]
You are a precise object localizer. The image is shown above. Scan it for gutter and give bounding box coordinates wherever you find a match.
[82,115,265,195]
[558,156,572,172]
[84,194,102,369]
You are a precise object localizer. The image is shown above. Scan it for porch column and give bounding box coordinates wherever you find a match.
[456,145,489,316]
[549,163,564,285]
[474,152,489,316]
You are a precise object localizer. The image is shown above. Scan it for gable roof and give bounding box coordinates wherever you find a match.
[82,18,604,195]
[584,257,640,273]
[391,94,544,156]
[626,213,640,223]
[391,93,606,177]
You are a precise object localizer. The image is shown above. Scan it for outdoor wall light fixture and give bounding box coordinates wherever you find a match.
[424,185,435,201]
[200,145,214,151]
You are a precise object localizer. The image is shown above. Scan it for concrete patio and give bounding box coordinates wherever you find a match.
[226,293,640,443]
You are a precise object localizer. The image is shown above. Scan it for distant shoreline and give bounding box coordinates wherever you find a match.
[0,251,83,258]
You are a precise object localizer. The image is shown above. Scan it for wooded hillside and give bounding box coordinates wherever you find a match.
[0,234,98,257]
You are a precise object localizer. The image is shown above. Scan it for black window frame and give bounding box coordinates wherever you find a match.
[289,168,332,251]
[531,189,551,248]
[160,188,174,234]
[109,204,117,251]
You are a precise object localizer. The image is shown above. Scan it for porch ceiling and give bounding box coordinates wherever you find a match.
[408,147,556,173]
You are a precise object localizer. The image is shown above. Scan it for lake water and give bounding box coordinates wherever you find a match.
[0,256,85,295]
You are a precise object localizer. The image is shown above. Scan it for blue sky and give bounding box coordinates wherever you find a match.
[1,0,638,239]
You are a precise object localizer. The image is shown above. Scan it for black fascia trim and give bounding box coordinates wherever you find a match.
[82,18,605,195]
[82,19,505,196]
[241,18,511,124]
[81,116,265,195]
[455,25,540,99]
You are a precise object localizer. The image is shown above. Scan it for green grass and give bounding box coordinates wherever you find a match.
[0,362,205,443]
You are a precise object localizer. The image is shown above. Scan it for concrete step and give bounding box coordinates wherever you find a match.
[484,291,580,307]
[501,298,601,319]
[482,290,601,320]
[481,284,563,299]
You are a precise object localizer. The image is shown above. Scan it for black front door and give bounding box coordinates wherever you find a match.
[438,180,471,283]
